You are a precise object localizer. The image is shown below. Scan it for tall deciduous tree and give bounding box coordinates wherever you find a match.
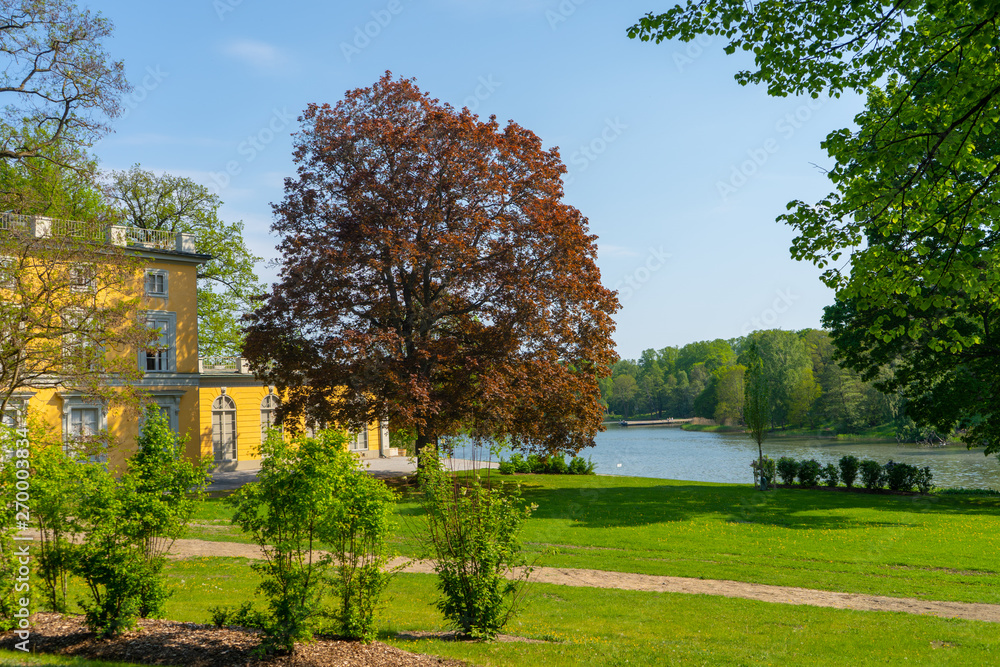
[244,74,619,460]
[743,343,770,490]
[629,1,1000,453]
[0,216,156,423]
[103,165,265,357]
[0,0,128,166]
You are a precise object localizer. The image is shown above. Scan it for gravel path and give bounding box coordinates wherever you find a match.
[167,538,1000,624]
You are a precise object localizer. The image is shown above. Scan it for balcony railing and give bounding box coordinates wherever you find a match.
[199,356,252,374]
[0,213,197,253]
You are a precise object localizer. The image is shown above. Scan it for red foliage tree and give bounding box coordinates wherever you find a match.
[243,73,619,460]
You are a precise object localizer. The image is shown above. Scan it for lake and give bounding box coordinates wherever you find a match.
[584,425,1000,489]
[450,425,1000,489]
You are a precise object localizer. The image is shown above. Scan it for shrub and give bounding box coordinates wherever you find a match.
[209,602,267,629]
[74,407,211,638]
[751,455,776,490]
[230,429,397,650]
[776,457,799,485]
[546,455,568,475]
[511,454,530,474]
[568,456,595,475]
[526,454,545,473]
[418,447,534,639]
[915,467,934,494]
[838,455,860,489]
[859,459,885,490]
[497,460,515,475]
[821,463,840,488]
[884,460,915,492]
[797,459,822,487]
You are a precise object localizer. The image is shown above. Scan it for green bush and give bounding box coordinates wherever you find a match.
[776,457,799,485]
[568,456,595,475]
[546,455,569,475]
[418,447,534,639]
[915,467,933,494]
[73,407,211,638]
[526,454,545,473]
[751,455,776,490]
[511,454,530,474]
[859,459,885,490]
[821,463,840,488]
[209,602,267,629]
[838,455,860,489]
[497,460,515,475]
[797,459,822,487]
[884,460,917,492]
[230,429,397,651]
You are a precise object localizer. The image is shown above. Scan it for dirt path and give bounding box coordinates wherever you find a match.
[167,538,1000,624]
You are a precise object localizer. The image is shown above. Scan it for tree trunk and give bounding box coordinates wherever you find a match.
[415,431,435,470]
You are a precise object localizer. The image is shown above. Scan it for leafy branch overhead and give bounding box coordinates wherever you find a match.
[631,1,1000,454]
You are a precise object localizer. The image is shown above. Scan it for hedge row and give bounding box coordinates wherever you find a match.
[498,453,595,475]
[772,455,933,493]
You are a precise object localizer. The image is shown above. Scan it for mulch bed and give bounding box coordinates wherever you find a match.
[3,613,469,667]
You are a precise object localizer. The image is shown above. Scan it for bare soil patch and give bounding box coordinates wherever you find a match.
[3,613,467,667]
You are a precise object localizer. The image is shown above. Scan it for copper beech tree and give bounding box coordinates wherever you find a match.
[243,74,619,460]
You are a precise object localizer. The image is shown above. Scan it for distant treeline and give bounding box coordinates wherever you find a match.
[602,329,932,439]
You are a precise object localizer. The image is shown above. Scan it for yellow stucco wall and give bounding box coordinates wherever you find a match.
[198,384,382,464]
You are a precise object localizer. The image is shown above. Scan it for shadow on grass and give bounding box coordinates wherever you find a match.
[512,481,1000,531]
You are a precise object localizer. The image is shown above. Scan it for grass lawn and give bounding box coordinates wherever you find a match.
[28,551,1000,666]
[187,474,1000,604]
[0,650,146,666]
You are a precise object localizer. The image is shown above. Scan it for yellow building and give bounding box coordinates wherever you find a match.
[1,216,209,469]
[197,357,394,470]
[1,214,394,470]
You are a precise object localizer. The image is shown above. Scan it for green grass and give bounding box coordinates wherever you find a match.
[184,474,1000,605]
[392,475,1000,605]
[0,650,148,666]
[32,556,1000,666]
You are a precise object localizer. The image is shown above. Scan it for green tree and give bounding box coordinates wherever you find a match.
[103,165,265,357]
[611,374,638,418]
[0,0,129,166]
[713,364,745,426]
[629,1,1000,454]
[743,344,770,490]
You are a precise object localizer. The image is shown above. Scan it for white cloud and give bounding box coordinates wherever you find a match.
[221,38,293,73]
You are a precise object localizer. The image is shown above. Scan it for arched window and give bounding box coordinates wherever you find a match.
[212,395,237,462]
[260,393,280,440]
[349,427,368,452]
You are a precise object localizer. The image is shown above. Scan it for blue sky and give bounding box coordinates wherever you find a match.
[88,0,865,360]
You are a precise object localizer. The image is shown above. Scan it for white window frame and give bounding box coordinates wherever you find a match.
[60,394,107,462]
[349,428,368,452]
[144,269,169,298]
[212,394,238,462]
[69,264,96,293]
[141,311,177,373]
[260,392,281,441]
[0,255,15,290]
